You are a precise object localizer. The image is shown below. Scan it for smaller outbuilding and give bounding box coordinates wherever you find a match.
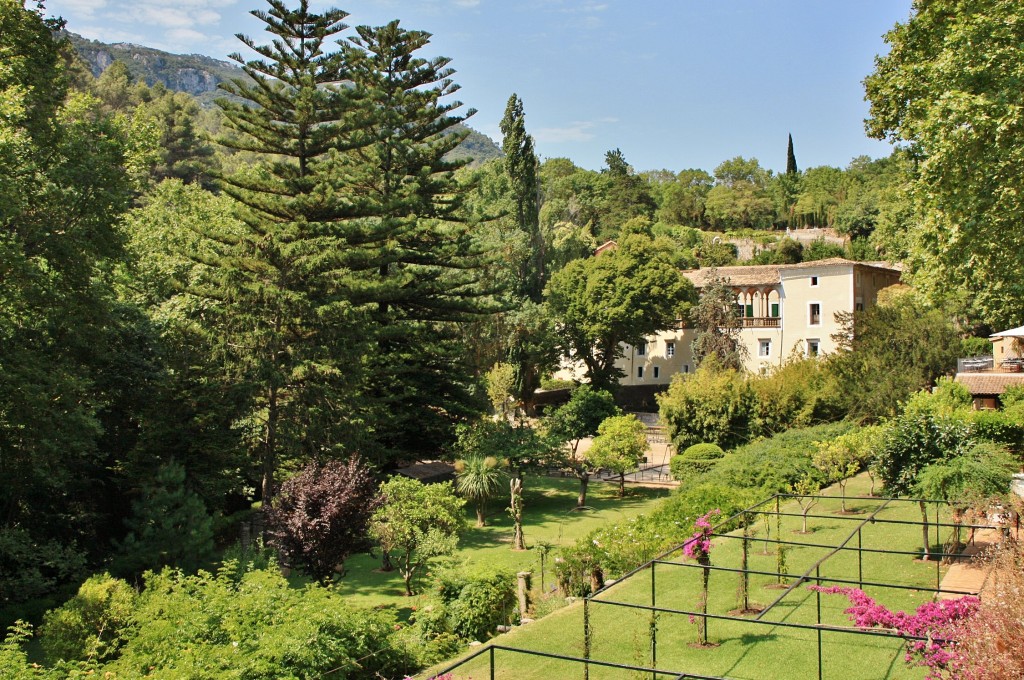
[954,326,1024,409]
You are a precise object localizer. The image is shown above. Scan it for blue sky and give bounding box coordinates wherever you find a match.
[45,0,914,173]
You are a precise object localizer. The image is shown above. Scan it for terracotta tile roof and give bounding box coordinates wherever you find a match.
[682,259,901,288]
[955,373,1024,396]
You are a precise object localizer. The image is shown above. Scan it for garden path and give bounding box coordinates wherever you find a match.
[938,527,1008,601]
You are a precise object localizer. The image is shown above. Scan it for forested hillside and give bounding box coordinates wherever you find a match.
[66,31,503,165]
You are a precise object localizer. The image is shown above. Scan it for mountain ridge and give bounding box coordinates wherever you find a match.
[65,31,503,166]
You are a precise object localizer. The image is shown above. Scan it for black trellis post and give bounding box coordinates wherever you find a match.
[489,645,495,680]
[583,597,591,680]
[857,527,863,589]
[650,562,657,678]
[816,565,823,680]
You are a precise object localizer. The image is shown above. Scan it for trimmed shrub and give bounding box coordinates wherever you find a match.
[670,443,726,481]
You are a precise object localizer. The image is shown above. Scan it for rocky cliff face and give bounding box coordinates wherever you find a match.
[68,33,239,96]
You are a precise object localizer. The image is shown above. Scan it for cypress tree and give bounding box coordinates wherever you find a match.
[500,93,543,301]
[498,93,550,411]
[786,133,798,175]
[205,0,369,502]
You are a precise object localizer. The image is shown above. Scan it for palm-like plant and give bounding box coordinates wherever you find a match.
[454,456,507,527]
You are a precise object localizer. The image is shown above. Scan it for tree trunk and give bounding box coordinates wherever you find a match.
[951,507,963,558]
[262,384,278,505]
[802,509,809,533]
[403,571,413,596]
[577,472,589,507]
[381,550,393,572]
[403,554,414,596]
[589,565,604,594]
[919,500,931,561]
[698,556,711,645]
[476,502,486,528]
[618,472,625,498]
[511,477,525,550]
[840,482,847,512]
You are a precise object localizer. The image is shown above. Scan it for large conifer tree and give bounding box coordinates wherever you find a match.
[341,20,494,462]
[209,0,368,501]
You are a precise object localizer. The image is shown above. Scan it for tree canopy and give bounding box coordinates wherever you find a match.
[545,231,696,389]
[864,0,1024,329]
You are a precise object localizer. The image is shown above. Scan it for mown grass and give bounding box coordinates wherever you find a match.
[328,475,670,615]
[422,474,955,680]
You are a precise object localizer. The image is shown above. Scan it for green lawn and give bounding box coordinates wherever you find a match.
[422,474,955,680]
[329,475,670,614]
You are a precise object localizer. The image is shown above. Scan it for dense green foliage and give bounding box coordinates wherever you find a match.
[429,568,518,641]
[29,565,417,678]
[659,362,754,450]
[865,0,1024,329]
[825,288,960,422]
[1,0,150,618]
[112,462,216,578]
[696,423,852,495]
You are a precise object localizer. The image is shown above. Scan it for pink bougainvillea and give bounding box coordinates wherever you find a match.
[809,585,980,678]
[682,509,720,561]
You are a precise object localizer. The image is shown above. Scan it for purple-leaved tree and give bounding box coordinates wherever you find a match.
[266,457,380,583]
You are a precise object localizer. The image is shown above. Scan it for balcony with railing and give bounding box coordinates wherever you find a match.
[741,316,781,328]
[957,355,1024,373]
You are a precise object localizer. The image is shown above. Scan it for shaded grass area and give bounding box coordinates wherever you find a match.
[329,476,670,613]
[424,474,953,680]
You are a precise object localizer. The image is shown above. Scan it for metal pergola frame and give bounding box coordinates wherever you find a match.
[427,493,993,680]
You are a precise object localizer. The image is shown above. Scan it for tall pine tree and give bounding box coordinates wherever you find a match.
[342,20,494,462]
[209,0,369,501]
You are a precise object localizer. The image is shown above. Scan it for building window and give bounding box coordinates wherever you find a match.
[809,303,821,326]
[637,366,644,379]
[855,298,864,312]
[653,366,660,379]
[758,339,771,357]
[771,303,780,318]
[807,339,820,357]
[683,364,689,374]
[666,342,675,358]
[810,276,819,287]
[637,341,646,356]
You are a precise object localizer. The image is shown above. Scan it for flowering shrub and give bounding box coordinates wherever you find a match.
[682,509,720,562]
[809,585,980,678]
[684,510,720,646]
